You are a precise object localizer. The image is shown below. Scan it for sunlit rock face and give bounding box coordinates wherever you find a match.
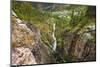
[11,11,41,65]
[12,17,38,65]
[12,47,37,65]
[12,20,35,49]
[11,11,52,65]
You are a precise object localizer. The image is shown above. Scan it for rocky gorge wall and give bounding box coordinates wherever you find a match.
[11,11,51,65]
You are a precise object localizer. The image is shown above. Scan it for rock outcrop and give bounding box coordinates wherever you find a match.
[11,11,41,65]
[12,47,37,65]
[11,11,52,65]
[66,32,96,62]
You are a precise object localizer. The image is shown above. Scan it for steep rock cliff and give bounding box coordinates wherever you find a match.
[11,11,41,65]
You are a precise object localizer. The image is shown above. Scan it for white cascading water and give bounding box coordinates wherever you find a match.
[52,23,57,51]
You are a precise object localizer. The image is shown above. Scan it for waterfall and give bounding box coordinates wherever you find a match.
[52,23,57,51]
